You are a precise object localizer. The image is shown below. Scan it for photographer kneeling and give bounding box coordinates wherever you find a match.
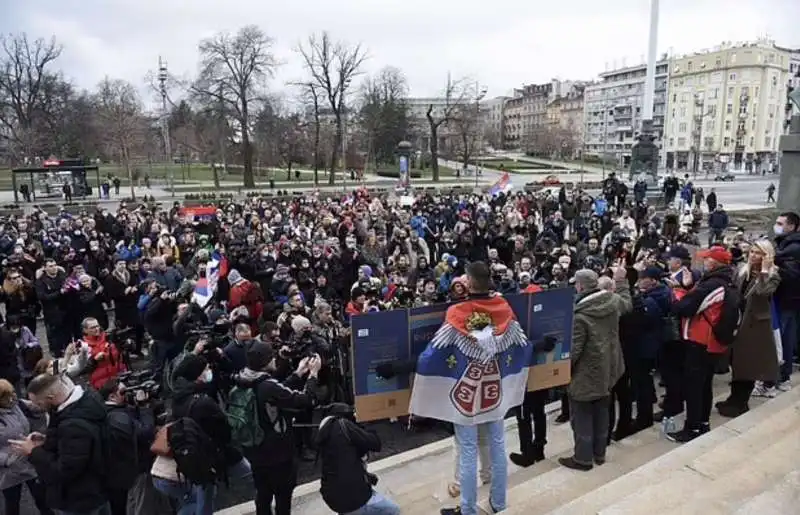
[82,317,127,390]
[316,403,400,515]
[231,342,320,515]
[98,378,157,515]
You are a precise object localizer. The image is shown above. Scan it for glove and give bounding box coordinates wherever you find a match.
[533,335,557,353]
[375,363,396,379]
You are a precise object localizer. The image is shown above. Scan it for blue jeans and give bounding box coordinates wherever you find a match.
[341,490,401,515]
[454,420,507,515]
[152,458,251,515]
[54,504,112,515]
[779,309,799,382]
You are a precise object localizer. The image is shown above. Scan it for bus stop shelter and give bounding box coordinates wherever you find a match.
[11,158,101,203]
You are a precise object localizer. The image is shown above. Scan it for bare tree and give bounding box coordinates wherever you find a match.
[451,103,480,172]
[359,66,409,169]
[297,31,367,185]
[426,76,468,181]
[93,78,146,200]
[192,25,278,188]
[0,34,62,161]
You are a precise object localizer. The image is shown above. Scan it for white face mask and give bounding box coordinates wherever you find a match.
[773,224,784,236]
[202,368,213,383]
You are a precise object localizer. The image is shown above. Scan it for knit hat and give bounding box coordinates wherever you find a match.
[246,341,275,370]
[291,315,312,334]
[359,265,373,278]
[173,354,208,382]
[228,269,244,286]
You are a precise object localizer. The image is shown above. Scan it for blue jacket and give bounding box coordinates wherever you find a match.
[621,283,672,359]
[708,210,729,230]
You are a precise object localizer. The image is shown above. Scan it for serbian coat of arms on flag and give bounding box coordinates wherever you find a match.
[409,296,532,426]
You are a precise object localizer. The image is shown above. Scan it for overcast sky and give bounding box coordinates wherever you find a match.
[3,0,798,106]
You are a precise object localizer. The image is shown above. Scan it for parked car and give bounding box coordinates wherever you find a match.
[714,172,736,181]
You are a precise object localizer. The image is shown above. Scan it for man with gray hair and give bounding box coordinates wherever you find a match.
[559,266,631,471]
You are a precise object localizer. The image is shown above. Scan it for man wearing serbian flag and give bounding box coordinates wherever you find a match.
[410,261,531,515]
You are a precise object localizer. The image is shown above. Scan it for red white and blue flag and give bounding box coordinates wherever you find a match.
[488,172,513,196]
[192,250,228,308]
[409,296,531,425]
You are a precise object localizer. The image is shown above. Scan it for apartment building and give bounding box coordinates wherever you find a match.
[502,79,576,149]
[479,96,508,149]
[664,40,791,172]
[781,46,800,125]
[546,83,586,157]
[583,59,670,168]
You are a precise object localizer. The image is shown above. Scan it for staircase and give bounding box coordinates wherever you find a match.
[215,373,800,515]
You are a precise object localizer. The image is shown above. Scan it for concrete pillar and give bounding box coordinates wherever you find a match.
[777,115,800,212]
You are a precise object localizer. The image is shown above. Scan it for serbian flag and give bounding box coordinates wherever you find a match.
[771,298,783,364]
[488,172,512,196]
[179,206,217,222]
[192,250,228,308]
[409,296,531,426]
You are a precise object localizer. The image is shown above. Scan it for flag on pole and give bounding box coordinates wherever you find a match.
[192,250,228,308]
[488,172,513,196]
[409,296,531,426]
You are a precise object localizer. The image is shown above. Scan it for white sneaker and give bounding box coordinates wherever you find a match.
[752,382,777,398]
[777,380,792,392]
[661,416,677,437]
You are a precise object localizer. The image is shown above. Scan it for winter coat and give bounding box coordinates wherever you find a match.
[84,333,127,390]
[673,266,735,354]
[104,271,140,328]
[316,415,380,513]
[0,401,38,490]
[619,283,672,360]
[28,386,109,513]
[233,368,317,467]
[569,279,632,402]
[730,267,781,382]
[774,231,800,310]
[34,271,68,325]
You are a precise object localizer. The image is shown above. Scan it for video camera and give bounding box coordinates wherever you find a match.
[106,326,136,353]
[117,369,161,404]
[187,321,232,355]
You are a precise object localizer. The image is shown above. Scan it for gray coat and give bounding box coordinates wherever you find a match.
[569,279,632,402]
[0,401,38,490]
[731,267,781,382]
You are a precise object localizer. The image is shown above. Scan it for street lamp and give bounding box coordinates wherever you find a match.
[475,82,488,188]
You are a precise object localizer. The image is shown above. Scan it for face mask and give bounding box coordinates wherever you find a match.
[202,368,213,383]
[773,224,784,236]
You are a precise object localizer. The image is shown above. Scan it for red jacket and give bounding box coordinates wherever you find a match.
[84,333,127,389]
[672,267,733,354]
[229,280,264,335]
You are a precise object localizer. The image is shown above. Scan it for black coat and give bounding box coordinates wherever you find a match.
[34,272,67,325]
[28,388,109,513]
[0,328,19,384]
[105,403,156,490]
[316,415,380,513]
[775,231,800,310]
[104,272,140,328]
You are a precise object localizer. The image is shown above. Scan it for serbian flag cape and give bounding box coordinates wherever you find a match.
[409,296,531,426]
[192,250,228,308]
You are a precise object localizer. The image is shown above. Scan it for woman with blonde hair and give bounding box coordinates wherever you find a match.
[716,239,781,417]
[0,379,52,515]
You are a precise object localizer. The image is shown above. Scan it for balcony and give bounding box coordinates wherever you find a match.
[615,126,633,132]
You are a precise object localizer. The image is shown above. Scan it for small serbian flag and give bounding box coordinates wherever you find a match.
[489,172,512,196]
[409,296,531,426]
[192,250,228,308]
[771,297,783,364]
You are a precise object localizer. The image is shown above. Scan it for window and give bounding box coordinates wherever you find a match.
[677,137,687,147]
[750,137,755,147]
[727,104,733,114]
[680,107,687,117]
[728,86,735,97]
[765,136,772,147]
[715,58,722,67]
[672,93,677,103]
[729,73,737,81]
[741,86,749,96]
[708,88,719,99]
[687,61,693,71]
[704,136,714,148]
[725,120,732,131]
[678,122,688,133]
[752,119,757,130]
[730,53,737,64]
[669,138,675,147]
[724,137,731,147]
[755,86,760,97]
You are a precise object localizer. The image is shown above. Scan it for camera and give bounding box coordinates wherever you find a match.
[107,326,136,353]
[187,321,232,355]
[117,369,161,404]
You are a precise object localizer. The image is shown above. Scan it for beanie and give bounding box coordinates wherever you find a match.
[246,341,275,371]
[291,315,312,334]
[173,354,208,382]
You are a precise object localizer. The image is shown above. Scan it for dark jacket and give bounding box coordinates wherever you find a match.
[0,328,19,384]
[233,368,317,466]
[316,415,380,513]
[708,210,729,231]
[34,272,67,324]
[672,265,734,354]
[105,403,156,490]
[223,338,257,373]
[620,283,672,360]
[143,297,174,342]
[774,231,800,310]
[28,386,109,513]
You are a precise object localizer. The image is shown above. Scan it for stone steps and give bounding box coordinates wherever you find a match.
[734,469,800,515]
[545,377,800,515]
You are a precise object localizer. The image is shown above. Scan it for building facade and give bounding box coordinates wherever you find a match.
[479,96,508,149]
[781,46,800,126]
[583,59,670,168]
[502,79,576,150]
[664,40,791,173]
[546,84,586,158]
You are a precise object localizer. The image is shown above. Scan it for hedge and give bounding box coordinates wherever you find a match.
[376,169,423,179]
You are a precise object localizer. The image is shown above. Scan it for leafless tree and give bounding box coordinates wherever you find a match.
[426,76,469,181]
[192,25,278,188]
[359,66,409,169]
[93,78,146,200]
[451,103,481,172]
[0,33,62,162]
[297,31,367,185]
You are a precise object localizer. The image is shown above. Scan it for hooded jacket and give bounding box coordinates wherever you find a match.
[28,386,109,512]
[233,367,317,466]
[315,414,380,514]
[569,279,632,402]
[673,265,734,354]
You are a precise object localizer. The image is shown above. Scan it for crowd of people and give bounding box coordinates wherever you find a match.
[0,172,797,515]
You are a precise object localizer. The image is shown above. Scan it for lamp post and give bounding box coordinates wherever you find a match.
[475,82,488,189]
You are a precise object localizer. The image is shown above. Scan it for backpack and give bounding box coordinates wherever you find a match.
[167,395,219,485]
[707,284,743,347]
[227,376,269,449]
